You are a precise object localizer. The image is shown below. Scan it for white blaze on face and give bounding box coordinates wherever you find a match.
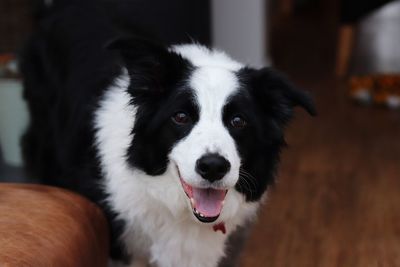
[170,66,241,188]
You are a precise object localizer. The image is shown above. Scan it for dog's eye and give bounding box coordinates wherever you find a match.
[230,115,247,129]
[172,112,191,125]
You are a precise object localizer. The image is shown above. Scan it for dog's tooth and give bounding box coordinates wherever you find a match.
[222,200,225,206]
[190,198,195,206]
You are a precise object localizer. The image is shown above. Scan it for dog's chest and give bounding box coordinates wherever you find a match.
[104,168,232,267]
[122,203,229,267]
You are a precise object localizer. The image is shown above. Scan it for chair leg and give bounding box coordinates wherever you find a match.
[335,24,355,78]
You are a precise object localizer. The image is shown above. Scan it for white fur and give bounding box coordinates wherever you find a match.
[95,46,260,267]
[172,44,243,71]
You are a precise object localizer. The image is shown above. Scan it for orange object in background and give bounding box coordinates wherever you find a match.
[349,74,400,108]
[0,53,14,63]
[0,53,18,78]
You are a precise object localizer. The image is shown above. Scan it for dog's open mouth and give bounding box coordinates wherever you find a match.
[179,177,227,223]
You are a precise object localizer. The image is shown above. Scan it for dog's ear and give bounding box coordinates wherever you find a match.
[245,67,316,124]
[105,36,190,92]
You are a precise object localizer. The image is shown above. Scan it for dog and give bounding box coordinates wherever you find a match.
[20,2,316,267]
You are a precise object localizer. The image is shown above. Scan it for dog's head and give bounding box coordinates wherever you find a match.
[107,38,316,224]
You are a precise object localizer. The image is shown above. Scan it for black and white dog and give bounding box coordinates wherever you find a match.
[21,2,315,267]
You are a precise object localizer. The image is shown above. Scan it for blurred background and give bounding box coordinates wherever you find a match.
[0,0,399,266]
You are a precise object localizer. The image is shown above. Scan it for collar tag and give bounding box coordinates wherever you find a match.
[213,222,226,234]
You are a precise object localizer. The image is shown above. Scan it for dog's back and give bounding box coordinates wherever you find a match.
[20,4,135,260]
[20,1,120,190]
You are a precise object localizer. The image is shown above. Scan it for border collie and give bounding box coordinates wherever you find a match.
[20,2,315,267]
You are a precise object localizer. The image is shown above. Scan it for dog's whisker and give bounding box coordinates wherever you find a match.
[239,169,258,188]
[238,176,254,199]
[239,171,256,185]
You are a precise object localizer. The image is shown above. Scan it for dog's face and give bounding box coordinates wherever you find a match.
[108,39,315,224]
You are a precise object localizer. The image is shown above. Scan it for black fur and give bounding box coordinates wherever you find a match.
[220,68,316,201]
[20,2,131,261]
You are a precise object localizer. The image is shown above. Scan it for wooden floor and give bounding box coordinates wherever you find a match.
[240,3,400,265]
[240,77,400,266]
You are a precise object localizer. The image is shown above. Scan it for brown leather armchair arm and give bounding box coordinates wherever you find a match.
[0,183,109,267]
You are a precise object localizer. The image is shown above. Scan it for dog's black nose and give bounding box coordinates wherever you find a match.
[196,154,231,183]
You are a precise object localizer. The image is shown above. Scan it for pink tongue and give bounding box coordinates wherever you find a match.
[193,188,226,217]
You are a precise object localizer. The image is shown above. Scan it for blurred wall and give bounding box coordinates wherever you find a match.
[211,0,270,67]
[353,0,400,74]
[0,80,28,166]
